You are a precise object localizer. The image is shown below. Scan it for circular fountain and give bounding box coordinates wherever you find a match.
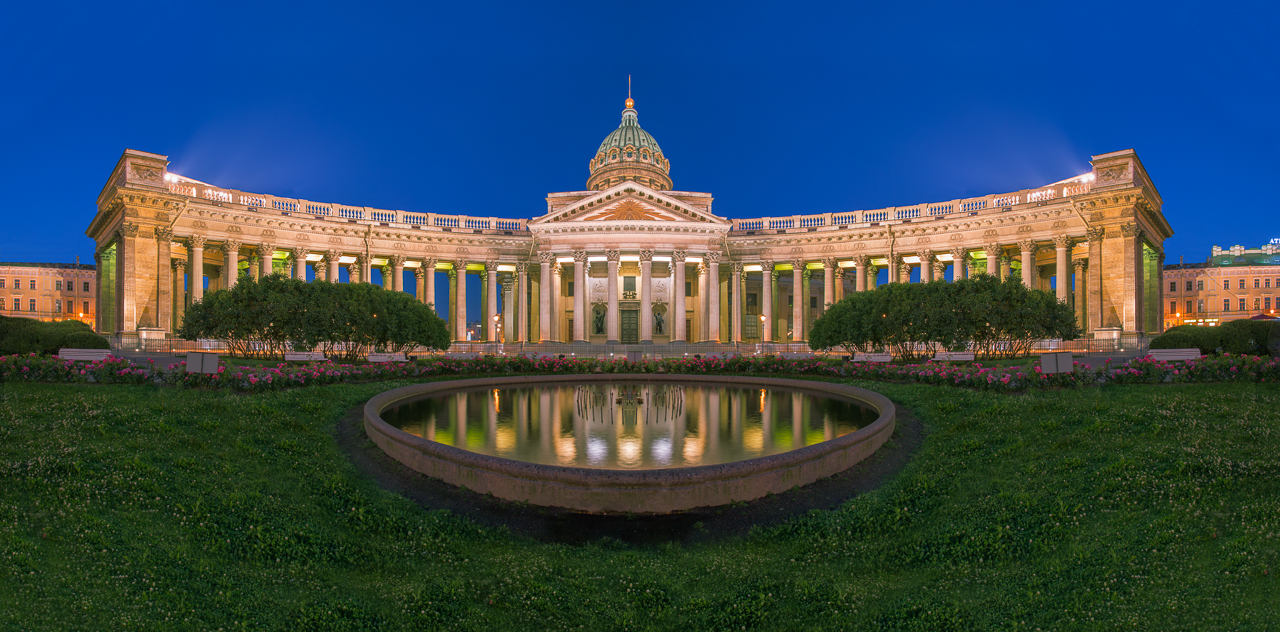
[364,375,894,513]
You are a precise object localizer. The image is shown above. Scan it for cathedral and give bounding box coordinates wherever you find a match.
[86,96,1173,345]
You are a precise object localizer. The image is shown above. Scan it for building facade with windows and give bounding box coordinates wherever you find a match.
[85,97,1173,344]
[1163,242,1280,329]
[0,262,97,327]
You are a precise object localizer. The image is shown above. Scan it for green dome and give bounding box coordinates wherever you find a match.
[587,99,672,191]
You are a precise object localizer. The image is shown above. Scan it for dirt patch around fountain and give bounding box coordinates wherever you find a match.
[335,396,923,546]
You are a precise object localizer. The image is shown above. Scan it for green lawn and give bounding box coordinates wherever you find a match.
[1,378,1276,630]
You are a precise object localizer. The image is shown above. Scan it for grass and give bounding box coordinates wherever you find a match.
[1,378,1276,630]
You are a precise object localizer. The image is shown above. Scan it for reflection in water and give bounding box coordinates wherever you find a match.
[380,383,878,470]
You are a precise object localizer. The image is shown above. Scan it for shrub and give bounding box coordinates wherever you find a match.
[1218,319,1278,356]
[0,315,98,355]
[62,331,111,349]
[1148,331,1196,350]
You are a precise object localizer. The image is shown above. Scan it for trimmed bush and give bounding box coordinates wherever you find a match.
[1219,319,1279,356]
[1148,331,1196,351]
[0,315,98,355]
[62,331,111,349]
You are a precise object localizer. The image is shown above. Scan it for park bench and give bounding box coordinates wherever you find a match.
[1148,348,1202,362]
[284,351,327,362]
[933,352,975,362]
[366,352,407,363]
[853,353,892,363]
[779,352,817,360]
[57,349,112,362]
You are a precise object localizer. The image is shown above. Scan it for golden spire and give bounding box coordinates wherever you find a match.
[625,75,634,109]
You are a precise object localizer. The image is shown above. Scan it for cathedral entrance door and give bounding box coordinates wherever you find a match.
[620,309,639,343]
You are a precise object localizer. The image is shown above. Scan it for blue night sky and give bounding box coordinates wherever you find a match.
[2,1,1276,277]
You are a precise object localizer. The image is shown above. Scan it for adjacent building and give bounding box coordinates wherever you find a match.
[0,262,97,327]
[85,96,1173,344]
[1163,241,1280,329]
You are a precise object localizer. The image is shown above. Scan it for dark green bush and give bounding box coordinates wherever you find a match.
[1148,331,1196,351]
[0,316,98,355]
[62,331,111,350]
[1219,319,1278,356]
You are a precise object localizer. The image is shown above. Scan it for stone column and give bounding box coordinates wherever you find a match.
[539,252,553,342]
[950,248,968,281]
[313,258,327,284]
[890,254,904,284]
[854,255,868,292]
[1086,228,1104,332]
[771,268,783,341]
[244,247,259,281]
[361,254,373,284]
[172,258,186,329]
[516,262,528,343]
[822,258,836,308]
[155,228,173,333]
[707,252,721,343]
[1000,254,1012,281]
[1155,251,1165,334]
[446,269,456,336]
[223,240,242,288]
[551,262,563,342]
[292,247,307,281]
[933,260,947,283]
[672,251,687,343]
[1018,240,1036,287]
[259,244,275,278]
[527,260,540,342]
[696,262,708,342]
[414,267,425,304]
[502,276,515,343]
[454,263,468,341]
[920,250,934,283]
[760,262,774,343]
[1073,259,1087,331]
[731,262,744,342]
[982,244,1000,277]
[425,259,439,303]
[1053,236,1071,302]
[572,251,587,343]
[606,250,620,343]
[834,266,845,301]
[1122,224,1145,333]
[791,261,804,342]
[639,250,653,343]
[485,261,499,341]
[349,254,364,283]
[324,250,339,283]
[189,236,206,304]
[392,255,406,292]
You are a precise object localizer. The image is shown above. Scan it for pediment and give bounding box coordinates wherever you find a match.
[529,182,728,227]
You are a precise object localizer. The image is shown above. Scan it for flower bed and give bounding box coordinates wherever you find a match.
[1,352,1276,393]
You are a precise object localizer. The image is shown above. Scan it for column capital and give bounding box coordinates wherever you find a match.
[760,260,774,272]
[639,249,654,262]
[821,257,837,269]
[222,240,243,253]
[1144,249,1161,261]
[1072,258,1088,271]
[671,250,687,263]
[244,246,258,260]
[802,268,813,280]
[552,261,563,275]
[1086,227,1106,242]
[514,261,527,274]
[919,249,934,263]
[949,247,967,262]
[1053,235,1073,249]
[605,249,620,262]
[538,251,555,263]
[853,254,869,268]
[155,227,174,242]
[290,246,307,259]
[483,260,499,273]
[325,249,341,263]
[188,235,207,248]
[391,254,407,267]
[888,253,903,266]
[705,251,721,263]
[118,222,140,237]
[423,257,437,270]
[1017,239,1036,253]
[414,266,425,279]
[1121,223,1142,238]
[791,259,805,270]
[732,262,744,276]
[834,266,845,278]
[983,243,1002,259]
[172,258,187,271]
[932,260,947,275]
[260,243,276,255]
[697,261,707,276]
[446,268,457,280]
[353,253,368,266]
[572,250,588,263]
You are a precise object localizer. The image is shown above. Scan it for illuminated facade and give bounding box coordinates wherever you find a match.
[86,98,1173,343]
[0,262,96,327]
[1163,242,1280,329]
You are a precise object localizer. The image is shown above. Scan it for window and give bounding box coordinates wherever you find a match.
[1186,300,1193,314]
[1169,281,1177,292]
[685,282,691,297]
[28,299,36,312]
[1197,280,1204,291]
[810,296,818,309]
[1169,300,1176,314]
[1267,297,1273,310]
[13,279,19,289]
[55,280,62,291]
[1186,280,1193,291]
[566,281,573,296]
[11,298,17,311]
[28,280,35,290]
[83,281,90,292]
[0,279,5,289]
[1255,278,1261,289]
[1254,298,1261,311]
[82,301,90,314]
[1239,298,1247,311]
[1268,279,1273,289]
[787,294,793,306]
[1239,279,1246,289]
[1222,280,1230,290]
[54,300,61,313]
[1224,299,1231,312]
[1197,299,1204,313]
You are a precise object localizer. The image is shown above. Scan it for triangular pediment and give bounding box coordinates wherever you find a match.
[529,181,728,227]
